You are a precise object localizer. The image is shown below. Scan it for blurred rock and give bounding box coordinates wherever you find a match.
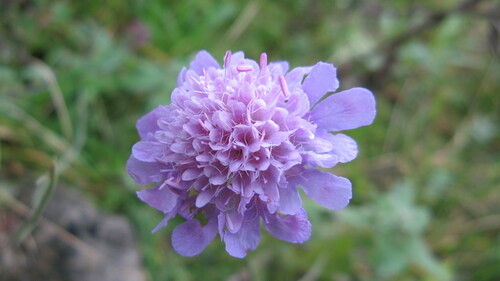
[0,187,146,281]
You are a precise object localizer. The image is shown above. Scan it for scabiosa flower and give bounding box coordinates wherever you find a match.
[127,50,376,258]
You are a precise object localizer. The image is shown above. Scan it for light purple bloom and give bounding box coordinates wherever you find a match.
[127,50,376,258]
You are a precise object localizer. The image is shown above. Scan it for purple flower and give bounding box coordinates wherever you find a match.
[127,50,376,258]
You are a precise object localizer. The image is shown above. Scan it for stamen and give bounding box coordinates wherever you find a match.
[224,50,232,68]
[260,52,267,71]
[236,64,253,72]
[278,75,290,97]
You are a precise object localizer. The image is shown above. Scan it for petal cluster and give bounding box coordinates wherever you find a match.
[127,50,376,257]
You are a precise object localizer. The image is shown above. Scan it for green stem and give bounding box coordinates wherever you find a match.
[14,163,58,245]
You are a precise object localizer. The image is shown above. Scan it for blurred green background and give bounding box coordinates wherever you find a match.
[1,0,499,280]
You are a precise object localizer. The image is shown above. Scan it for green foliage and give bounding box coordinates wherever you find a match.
[1,0,499,280]
[340,182,451,280]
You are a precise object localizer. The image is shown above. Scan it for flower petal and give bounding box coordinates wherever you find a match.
[302,62,339,106]
[225,207,244,233]
[132,141,164,162]
[278,185,302,215]
[136,105,170,140]
[182,168,202,181]
[285,89,310,117]
[137,185,178,213]
[229,51,245,66]
[304,135,334,153]
[264,208,311,243]
[126,155,162,185]
[285,66,312,89]
[195,188,215,208]
[224,216,261,258]
[301,151,338,168]
[171,218,218,257]
[291,168,352,210]
[268,61,289,78]
[324,132,358,163]
[309,87,376,131]
[189,50,220,75]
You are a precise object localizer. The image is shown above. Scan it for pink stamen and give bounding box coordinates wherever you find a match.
[278,75,290,97]
[260,52,267,71]
[224,50,232,68]
[236,64,253,72]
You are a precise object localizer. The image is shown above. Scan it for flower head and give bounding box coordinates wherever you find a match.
[127,50,376,257]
